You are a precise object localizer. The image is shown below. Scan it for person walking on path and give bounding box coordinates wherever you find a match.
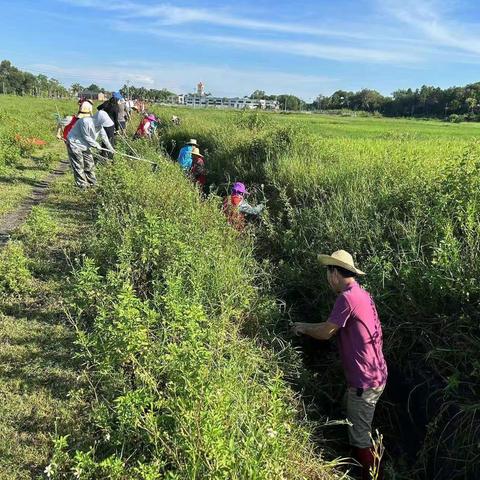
[291,250,388,480]
[177,139,198,171]
[66,110,115,188]
[190,147,207,188]
[222,182,264,231]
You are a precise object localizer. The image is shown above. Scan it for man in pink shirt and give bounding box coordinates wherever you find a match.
[292,250,387,480]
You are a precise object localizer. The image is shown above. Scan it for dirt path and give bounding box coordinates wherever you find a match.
[0,160,69,245]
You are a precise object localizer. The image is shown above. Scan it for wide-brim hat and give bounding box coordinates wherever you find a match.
[232,181,248,195]
[79,100,93,115]
[191,147,204,158]
[77,112,91,119]
[186,138,198,146]
[318,250,365,276]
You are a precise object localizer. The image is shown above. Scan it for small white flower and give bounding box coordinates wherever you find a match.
[267,428,277,438]
[44,464,54,478]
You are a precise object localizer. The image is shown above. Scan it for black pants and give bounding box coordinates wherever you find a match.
[101,125,115,160]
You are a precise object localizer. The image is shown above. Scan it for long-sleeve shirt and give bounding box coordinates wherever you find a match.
[238,198,264,216]
[177,145,193,170]
[118,101,126,123]
[67,116,113,152]
[98,100,120,130]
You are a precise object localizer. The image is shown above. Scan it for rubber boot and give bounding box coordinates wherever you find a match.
[355,447,382,480]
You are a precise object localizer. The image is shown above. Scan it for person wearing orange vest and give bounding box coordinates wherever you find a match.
[222,182,264,231]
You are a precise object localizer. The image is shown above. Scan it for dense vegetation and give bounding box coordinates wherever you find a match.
[1,95,479,479]
[153,107,479,479]
[51,155,343,479]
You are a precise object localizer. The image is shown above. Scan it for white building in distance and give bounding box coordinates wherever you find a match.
[167,87,279,110]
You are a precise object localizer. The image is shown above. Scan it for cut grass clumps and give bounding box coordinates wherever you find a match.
[0,241,31,295]
[60,158,341,479]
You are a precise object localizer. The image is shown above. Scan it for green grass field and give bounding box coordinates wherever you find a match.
[0,96,478,479]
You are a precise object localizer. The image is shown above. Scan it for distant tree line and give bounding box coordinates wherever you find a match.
[119,84,174,102]
[251,84,480,120]
[312,84,480,121]
[2,59,479,120]
[0,60,175,102]
[0,60,69,97]
[250,90,306,111]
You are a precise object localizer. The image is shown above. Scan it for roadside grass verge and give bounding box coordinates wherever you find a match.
[0,172,94,479]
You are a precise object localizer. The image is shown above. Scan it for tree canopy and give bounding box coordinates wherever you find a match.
[312,84,480,119]
[0,60,69,97]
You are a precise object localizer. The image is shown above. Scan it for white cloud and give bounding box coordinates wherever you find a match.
[59,0,372,40]
[114,21,421,64]
[382,0,480,55]
[59,0,427,64]
[25,60,336,99]
[28,63,155,86]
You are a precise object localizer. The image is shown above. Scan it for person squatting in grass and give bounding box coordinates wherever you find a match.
[190,147,207,188]
[133,113,157,139]
[66,110,115,188]
[177,138,198,171]
[222,182,265,231]
[291,250,388,480]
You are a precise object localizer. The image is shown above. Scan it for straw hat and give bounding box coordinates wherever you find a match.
[318,250,365,276]
[186,138,198,146]
[191,147,204,158]
[78,100,93,118]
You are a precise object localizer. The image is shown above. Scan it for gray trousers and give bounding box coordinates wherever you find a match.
[345,385,385,448]
[67,142,96,188]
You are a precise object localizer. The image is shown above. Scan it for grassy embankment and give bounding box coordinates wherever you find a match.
[153,107,480,480]
[1,96,348,479]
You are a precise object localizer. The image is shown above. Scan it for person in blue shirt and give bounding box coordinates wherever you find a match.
[177,139,198,171]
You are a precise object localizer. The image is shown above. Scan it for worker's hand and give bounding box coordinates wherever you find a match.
[291,322,305,336]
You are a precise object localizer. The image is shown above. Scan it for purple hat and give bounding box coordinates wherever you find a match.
[147,114,157,121]
[232,182,247,194]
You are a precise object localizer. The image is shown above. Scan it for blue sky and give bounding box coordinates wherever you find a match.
[2,0,480,100]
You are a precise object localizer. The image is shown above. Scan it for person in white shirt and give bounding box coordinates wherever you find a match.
[66,110,115,188]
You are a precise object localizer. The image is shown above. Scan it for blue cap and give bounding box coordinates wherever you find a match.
[113,91,123,100]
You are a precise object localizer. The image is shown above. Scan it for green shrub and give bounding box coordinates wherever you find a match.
[0,241,31,294]
[19,206,59,252]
